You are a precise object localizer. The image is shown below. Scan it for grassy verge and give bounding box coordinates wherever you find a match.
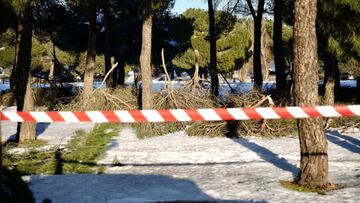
[3,123,120,175]
[280,180,339,195]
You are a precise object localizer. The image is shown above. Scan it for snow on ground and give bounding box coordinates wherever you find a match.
[1,106,95,146]
[10,124,358,203]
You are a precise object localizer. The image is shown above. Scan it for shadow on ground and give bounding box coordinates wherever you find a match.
[28,174,268,203]
[231,139,299,178]
[326,130,360,154]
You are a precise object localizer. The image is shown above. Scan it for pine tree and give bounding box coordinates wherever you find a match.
[293,0,329,188]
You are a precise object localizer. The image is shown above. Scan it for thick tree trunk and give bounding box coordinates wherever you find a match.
[82,0,97,97]
[324,52,340,105]
[103,1,113,88]
[15,2,36,143]
[293,0,328,188]
[140,13,153,109]
[273,0,286,92]
[208,0,219,97]
[19,75,36,143]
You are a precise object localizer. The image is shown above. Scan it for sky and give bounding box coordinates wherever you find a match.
[172,0,208,15]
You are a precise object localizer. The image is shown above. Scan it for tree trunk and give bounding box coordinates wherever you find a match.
[140,13,153,109]
[261,26,269,81]
[193,49,200,89]
[273,0,286,92]
[19,75,36,143]
[357,76,360,95]
[82,0,97,97]
[15,2,36,143]
[324,52,340,105]
[115,54,125,86]
[102,1,113,88]
[208,0,219,97]
[245,0,264,90]
[10,25,19,91]
[293,0,328,188]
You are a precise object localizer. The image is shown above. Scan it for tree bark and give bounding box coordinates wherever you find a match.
[15,2,36,143]
[208,0,219,97]
[293,0,328,188]
[193,49,200,89]
[273,0,286,92]
[82,0,97,97]
[102,0,113,88]
[246,0,264,90]
[19,75,36,143]
[323,52,340,105]
[140,12,153,109]
[10,27,19,91]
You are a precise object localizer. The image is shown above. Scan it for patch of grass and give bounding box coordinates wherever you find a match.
[280,180,339,195]
[61,124,120,173]
[18,139,47,148]
[3,123,120,175]
[134,122,184,139]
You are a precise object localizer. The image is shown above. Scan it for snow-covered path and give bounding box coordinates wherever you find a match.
[27,127,360,203]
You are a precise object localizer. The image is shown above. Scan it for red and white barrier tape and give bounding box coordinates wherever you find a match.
[1,105,359,123]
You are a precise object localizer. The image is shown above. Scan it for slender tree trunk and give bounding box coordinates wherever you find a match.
[324,52,340,105]
[246,0,264,90]
[293,0,328,188]
[102,1,113,88]
[82,0,97,97]
[253,16,263,89]
[273,0,286,92]
[140,12,153,109]
[15,2,36,143]
[115,54,125,86]
[208,0,219,97]
[193,49,200,89]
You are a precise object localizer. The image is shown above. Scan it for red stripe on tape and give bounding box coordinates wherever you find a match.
[128,110,147,122]
[102,111,120,122]
[0,112,9,121]
[73,112,91,122]
[158,110,177,122]
[302,106,322,118]
[242,108,263,119]
[214,109,235,121]
[184,109,204,121]
[272,107,294,119]
[18,112,36,122]
[46,112,65,122]
[334,106,355,117]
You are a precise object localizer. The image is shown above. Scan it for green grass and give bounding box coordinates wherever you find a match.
[134,122,184,139]
[3,123,120,175]
[280,180,339,195]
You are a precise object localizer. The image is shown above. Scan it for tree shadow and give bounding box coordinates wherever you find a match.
[28,173,267,203]
[231,138,299,178]
[326,130,360,154]
[5,122,51,143]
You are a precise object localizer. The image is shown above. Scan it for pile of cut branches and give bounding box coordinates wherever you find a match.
[228,91,297,137]
[59,88,137,111]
